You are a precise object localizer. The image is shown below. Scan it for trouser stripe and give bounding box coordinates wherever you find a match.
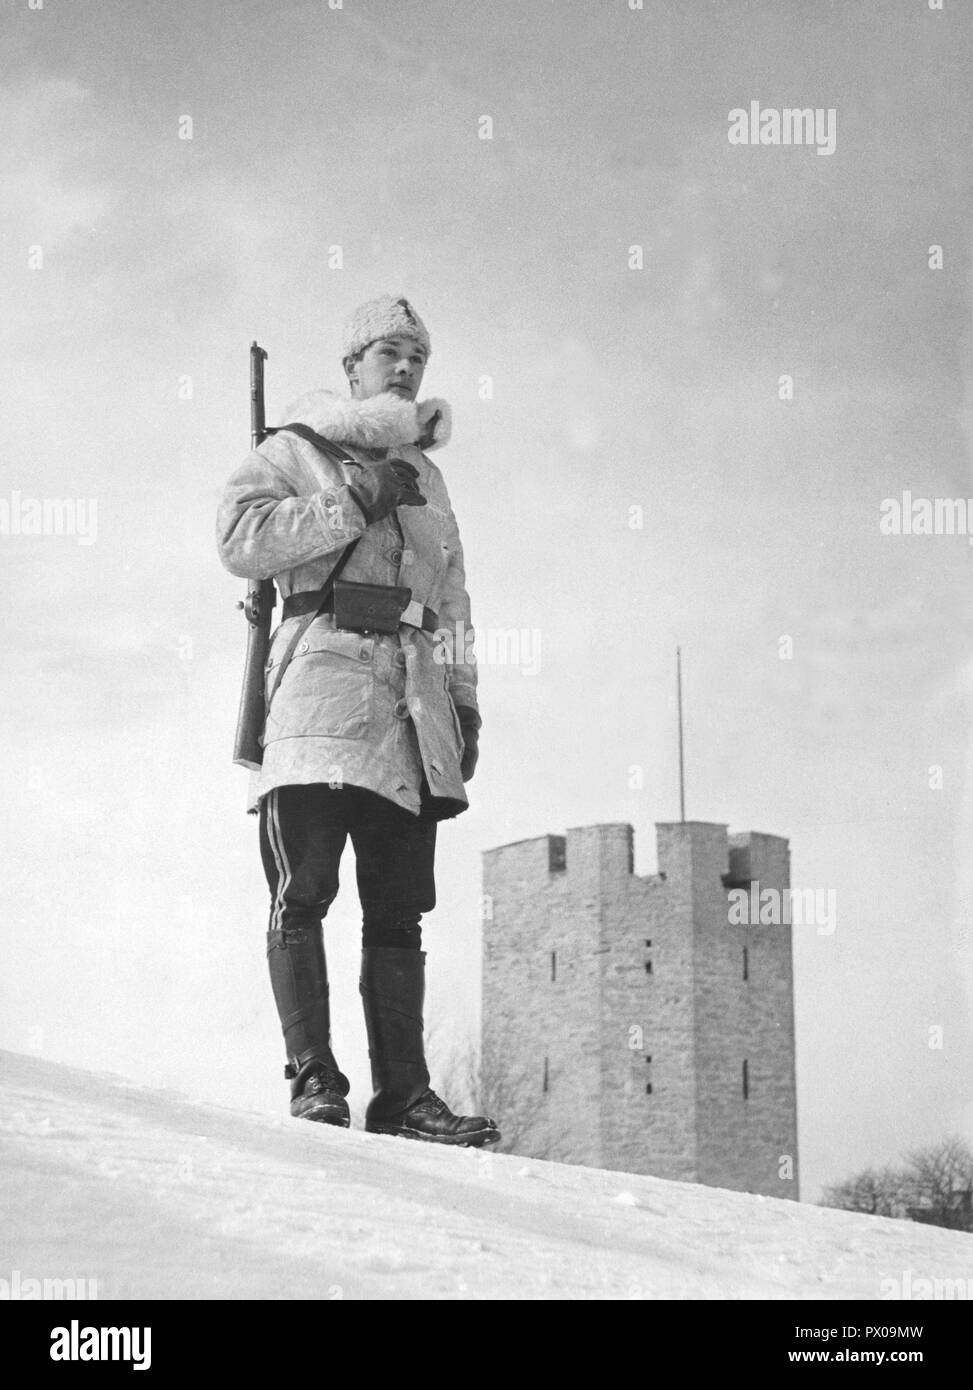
[266,788,292,933]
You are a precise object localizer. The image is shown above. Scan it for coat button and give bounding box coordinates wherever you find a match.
[297,640,309,654]
[358,645,370,661]
[390,548,402,564]
[393,650,407,667]
[393,699,409,719]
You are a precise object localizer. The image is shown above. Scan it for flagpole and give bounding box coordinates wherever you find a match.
[677,646,686,823]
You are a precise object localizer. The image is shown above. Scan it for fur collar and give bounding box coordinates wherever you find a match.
[282,389,452,452]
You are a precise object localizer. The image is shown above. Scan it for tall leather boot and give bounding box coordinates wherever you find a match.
[359,946,500,1147]
[267,923,350,1126]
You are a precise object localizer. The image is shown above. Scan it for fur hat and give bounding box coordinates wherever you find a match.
[342,294,431,360]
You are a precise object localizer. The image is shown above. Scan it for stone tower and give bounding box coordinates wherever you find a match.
[481,821,799,1198]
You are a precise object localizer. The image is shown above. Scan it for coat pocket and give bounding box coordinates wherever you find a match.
[265,622,374,742]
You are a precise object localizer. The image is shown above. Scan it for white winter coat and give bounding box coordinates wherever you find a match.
[217,390,478,817]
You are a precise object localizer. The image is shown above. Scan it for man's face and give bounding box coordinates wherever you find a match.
[345,335,427,401]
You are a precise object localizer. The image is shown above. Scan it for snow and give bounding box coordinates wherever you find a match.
[1,1050,969,1301]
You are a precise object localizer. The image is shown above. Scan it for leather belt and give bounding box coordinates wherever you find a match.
[282,589,440,633]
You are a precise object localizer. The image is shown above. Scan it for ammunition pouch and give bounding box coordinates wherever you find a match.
[331,579,413,635]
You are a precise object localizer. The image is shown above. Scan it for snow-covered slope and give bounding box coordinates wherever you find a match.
[1,1050,968,1300]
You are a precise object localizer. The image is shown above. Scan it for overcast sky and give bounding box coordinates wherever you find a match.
[2,0,972,1201]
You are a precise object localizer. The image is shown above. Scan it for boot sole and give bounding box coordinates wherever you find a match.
[365,1122,501,1148]
[292,1105,351,1127]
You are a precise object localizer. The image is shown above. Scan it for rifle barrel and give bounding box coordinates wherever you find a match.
[234,340,277,770]
[250,341,268,450]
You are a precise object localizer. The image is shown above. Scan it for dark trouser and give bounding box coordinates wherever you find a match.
[258,783,438,950]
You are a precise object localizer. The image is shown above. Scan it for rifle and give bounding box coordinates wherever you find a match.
[232,341,277,770]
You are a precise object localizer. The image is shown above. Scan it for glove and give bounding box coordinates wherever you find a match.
[347,457,427,526]
[455,704,481,783]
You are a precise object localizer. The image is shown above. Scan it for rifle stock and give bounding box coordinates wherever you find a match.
[232,342,277,770]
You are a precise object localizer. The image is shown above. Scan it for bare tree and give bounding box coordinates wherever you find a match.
[820,1165,911,1220]
[903,1135,973,1232]
[429,1025,574,1160]
[821,1136,973,1232]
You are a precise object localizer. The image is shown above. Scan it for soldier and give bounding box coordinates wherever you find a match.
[217,295,499,1147]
